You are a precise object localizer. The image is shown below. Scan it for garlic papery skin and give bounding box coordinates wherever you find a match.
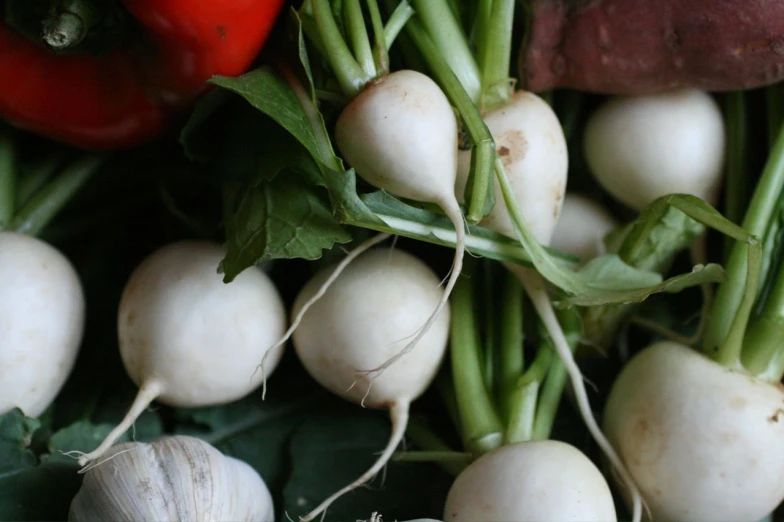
[68,435,274,522]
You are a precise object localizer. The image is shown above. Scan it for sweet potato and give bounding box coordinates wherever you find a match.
[520,0,784,94]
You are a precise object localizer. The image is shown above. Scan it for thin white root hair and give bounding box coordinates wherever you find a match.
[518,269,647,522]
[298,401,410,522]
[78,446,139,475]
[76,380,163,467]
[258,232,393,399]
[359,199,465,378]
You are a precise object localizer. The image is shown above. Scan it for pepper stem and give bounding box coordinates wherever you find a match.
[41,0,102,51]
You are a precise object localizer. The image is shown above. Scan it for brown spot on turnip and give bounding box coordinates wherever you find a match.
[496,131,527,168]
[768,408,784,423]
[499,146,510,157]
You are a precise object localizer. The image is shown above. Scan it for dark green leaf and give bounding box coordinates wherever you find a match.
[210,68,327,166]
[179,88,235,162]
[283,408,453,522]
[0,409,39,473]
[220,170,353,281]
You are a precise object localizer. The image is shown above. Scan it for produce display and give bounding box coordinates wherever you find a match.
[1,1,783,521]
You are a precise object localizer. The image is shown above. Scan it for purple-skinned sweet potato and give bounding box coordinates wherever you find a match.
[520,0,784,94]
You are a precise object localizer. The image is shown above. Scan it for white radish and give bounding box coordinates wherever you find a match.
[583,89,726,211]
[443,440,617,522]
[76,240,287,466]
[0,231,84,418]
[550,193,619,263]
[290,247,450,521]
[455,90,644,520]
[603,340,784,522]
[455,90,568,245]
[334,69,463,375]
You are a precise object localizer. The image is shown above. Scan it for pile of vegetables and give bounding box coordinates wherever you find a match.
[2,0,784,521]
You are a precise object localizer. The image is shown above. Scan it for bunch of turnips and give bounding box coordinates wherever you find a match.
[2,1,784,521]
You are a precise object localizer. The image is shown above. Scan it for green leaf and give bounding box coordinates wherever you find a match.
[0,409,39,473]
[210,67,328,167]
[560,262,726,307]
[283,408,453,522]
[220,170,354,281]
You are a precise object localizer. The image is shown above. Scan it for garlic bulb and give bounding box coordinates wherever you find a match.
[69,435,274,522]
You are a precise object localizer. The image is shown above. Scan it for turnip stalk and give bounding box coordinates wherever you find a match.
[0,129,16,227]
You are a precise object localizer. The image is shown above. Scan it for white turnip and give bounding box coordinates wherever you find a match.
[76,240,287,466]
[443,440,617,522]
[550,193,619,263]
[0,231,84,418]
[583,89,726,211]
[335,69,463,375]
[291,247,450,521]
[603,340,784,522]
[455,90,567,245]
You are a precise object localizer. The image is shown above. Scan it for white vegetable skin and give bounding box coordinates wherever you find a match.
[443,440,617,522]
[291,247,450,521]
[550,193,618,262]
[455,90,568,246]
[70,435,274,522]
[335,69,463,376]
[583,89,726,211]
[77,240,287,466]
[0,231,84,417]
[603,341,784,522]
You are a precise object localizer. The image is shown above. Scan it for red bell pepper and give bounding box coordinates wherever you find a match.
[0,0,285,150]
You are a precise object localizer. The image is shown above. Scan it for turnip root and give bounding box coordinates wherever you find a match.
[76,240,287,467]
[583,89,726,212]
[335,69,463,375]
[520,0,784,95]
[455,90,567,245]
[0,231,84,417]
[603,341,784,522]
[550,193,619,263]
[454,90,643,520]
[291,247,450,521]
[443,440,617,522]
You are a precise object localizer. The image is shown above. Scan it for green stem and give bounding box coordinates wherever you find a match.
[435,371,461,433]
[312,0,369,97]
[403,418,467,476]
[365,0,389,75]
[344,0,376,78]
[382,0,413,49]
[499,270,524,423]
[741,267,784,381]
[473,0,492,71]
[723,92,747,261]
[478,0,515,108]
[409,0,481,102]
[532,310,580,440]
[391,451,473,462]
[482,260,498,394]
[766,84,784,150]
[451,258,504,455]
[0,130,17,229]
[403,17,494,225]
[10,154,105,236]
[16,153,64,210]
[504,344,551,444]
[704,122,784,355]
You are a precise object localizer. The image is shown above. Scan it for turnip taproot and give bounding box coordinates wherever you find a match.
[604,341,784,522]
[0,231,84,417]
[444,440,617,522]
[76,240,287,466]
[335,69,464,376]
[583,89,725,211]
[291,247,450,521]
[550,193,619,263]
